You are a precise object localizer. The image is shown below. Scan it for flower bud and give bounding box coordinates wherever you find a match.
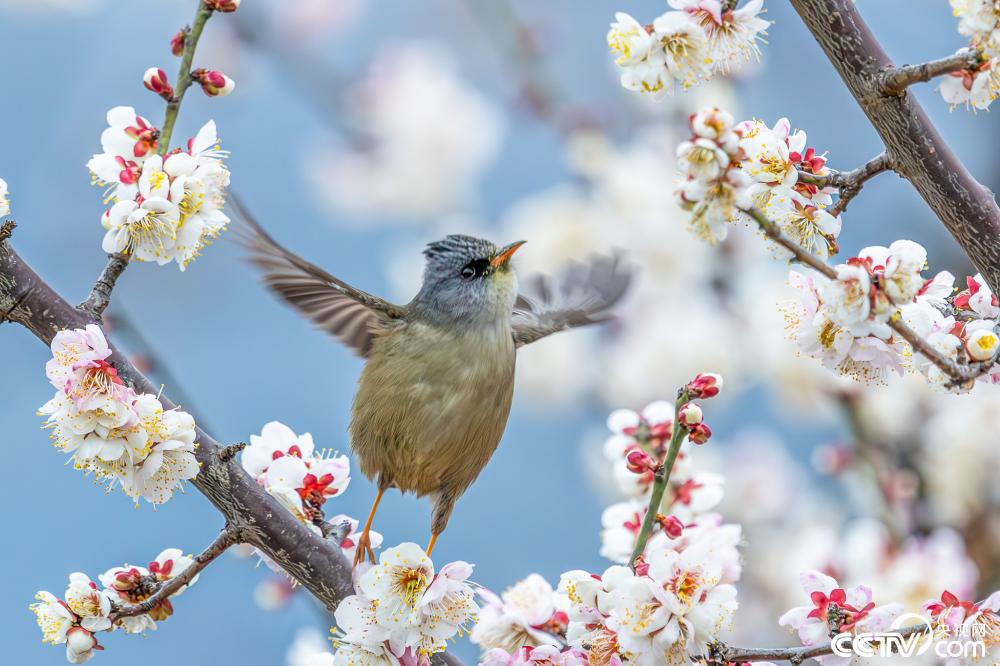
[143,67,174,100]
[677,402,703,426]
[66,627,99,661]
[633,555,649,576]
[687,372,723,398]
[170,29,186,56]
[625,448,656,474]
[111,568,142,591]
[205,0,241,12]
[192,68,235,97]
[656,514,684,538]
[148,598,174,621]
[967,327,1000,361]
[687,422,712,445]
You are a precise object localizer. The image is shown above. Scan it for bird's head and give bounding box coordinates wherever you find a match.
[412,234,526,325]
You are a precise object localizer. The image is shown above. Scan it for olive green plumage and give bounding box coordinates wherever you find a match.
[235,203,632,550]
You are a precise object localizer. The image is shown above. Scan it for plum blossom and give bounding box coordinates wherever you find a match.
[609,1,769,95]
[38,326,198,503]
[64,574,113,633]
[241,421,351,534]
[779,571,903,666]
[955,273,999,318]
[471,574,567,654]
[669,0,770,73]
[332,543,478,662]
[674,107,751,243]
[88,111,231,270]
[480,646,588,666]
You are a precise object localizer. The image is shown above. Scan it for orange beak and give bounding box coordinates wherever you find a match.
[491,240,526,268]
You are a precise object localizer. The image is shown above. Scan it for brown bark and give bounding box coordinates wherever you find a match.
[790,0,1000,294]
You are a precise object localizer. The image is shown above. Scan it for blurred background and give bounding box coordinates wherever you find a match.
[3,0,1000,663]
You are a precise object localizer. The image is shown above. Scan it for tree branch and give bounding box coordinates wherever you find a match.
[797,152,892,217]
[1,241,356,608]
[159,2,215,153]
[740,206,991,386]
[880,48,983,95]
[77,253,128,319]
[790,0,1000,296]
[110,524,239,620]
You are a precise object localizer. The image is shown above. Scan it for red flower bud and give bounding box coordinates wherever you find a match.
[633,555,649,576]
[687,372,723,399]
[143,67,174,100]
[656,514,684,538]
[687,422,712,444]
[625,448,656,474]
[171,30,186,57]
[205,0,241,12]
[192,68,235,97]
[677,402,703,426]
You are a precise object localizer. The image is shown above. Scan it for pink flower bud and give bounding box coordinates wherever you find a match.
[656,514,684,538]
[66,627,100,657]
[633,555,649,576]
[687,422,712,445]
[205,0,241,12]
[143,67,174,100]
[192,68,236,97]
[687,372,723,398]
[171,30,186,56]
[625,449,656,474]
[677,402,703,426]
[111,567,142,591]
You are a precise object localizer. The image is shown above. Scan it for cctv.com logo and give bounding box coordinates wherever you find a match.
[830,613,988,659]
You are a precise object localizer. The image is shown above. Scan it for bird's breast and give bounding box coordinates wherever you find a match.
[349,320,516,495]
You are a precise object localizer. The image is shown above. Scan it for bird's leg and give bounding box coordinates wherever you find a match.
[426,532,440,556]
[353,487,385,568]
[426,487,455,557]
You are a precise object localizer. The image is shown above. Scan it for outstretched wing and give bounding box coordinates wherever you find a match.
[230,197,406,357]
[511,252,633,347]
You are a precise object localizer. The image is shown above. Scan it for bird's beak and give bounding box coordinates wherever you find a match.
[491,241,526,268]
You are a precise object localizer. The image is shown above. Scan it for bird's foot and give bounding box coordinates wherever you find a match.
[352,529,377,568]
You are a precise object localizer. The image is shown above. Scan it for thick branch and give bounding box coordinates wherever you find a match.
[77,253,128,319]
[1,242,355,609]
[110,525,238,620]
[790,0,1000,295]
[741,206,989,386]
[797,152,892,216]
[880,48,983,95]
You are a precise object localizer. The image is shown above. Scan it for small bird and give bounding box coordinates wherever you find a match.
[236,208,631,565]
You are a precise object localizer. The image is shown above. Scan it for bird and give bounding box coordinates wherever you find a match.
[234,205,632,566]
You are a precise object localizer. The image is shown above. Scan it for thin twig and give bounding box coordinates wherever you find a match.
[741,206,990,386]
[880,48,983,95]
[109,525,239,621]
[628,387,691,567]
[77,3,216,318]
[77,253,129,320]
[797,152,892,217]
[159,2,215,154]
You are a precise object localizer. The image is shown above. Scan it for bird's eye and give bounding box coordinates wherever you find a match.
[460,258,490,280]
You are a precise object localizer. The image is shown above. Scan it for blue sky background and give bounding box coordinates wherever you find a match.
[2,1,999,664]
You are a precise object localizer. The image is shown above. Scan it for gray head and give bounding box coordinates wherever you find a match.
[411,234,525,325]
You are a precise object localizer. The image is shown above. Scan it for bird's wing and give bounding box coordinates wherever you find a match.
[230,197,406,357]
[511,252,633,348]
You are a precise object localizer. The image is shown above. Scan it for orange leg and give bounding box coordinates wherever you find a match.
[425,532,440,556]
[353,487,385,568]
